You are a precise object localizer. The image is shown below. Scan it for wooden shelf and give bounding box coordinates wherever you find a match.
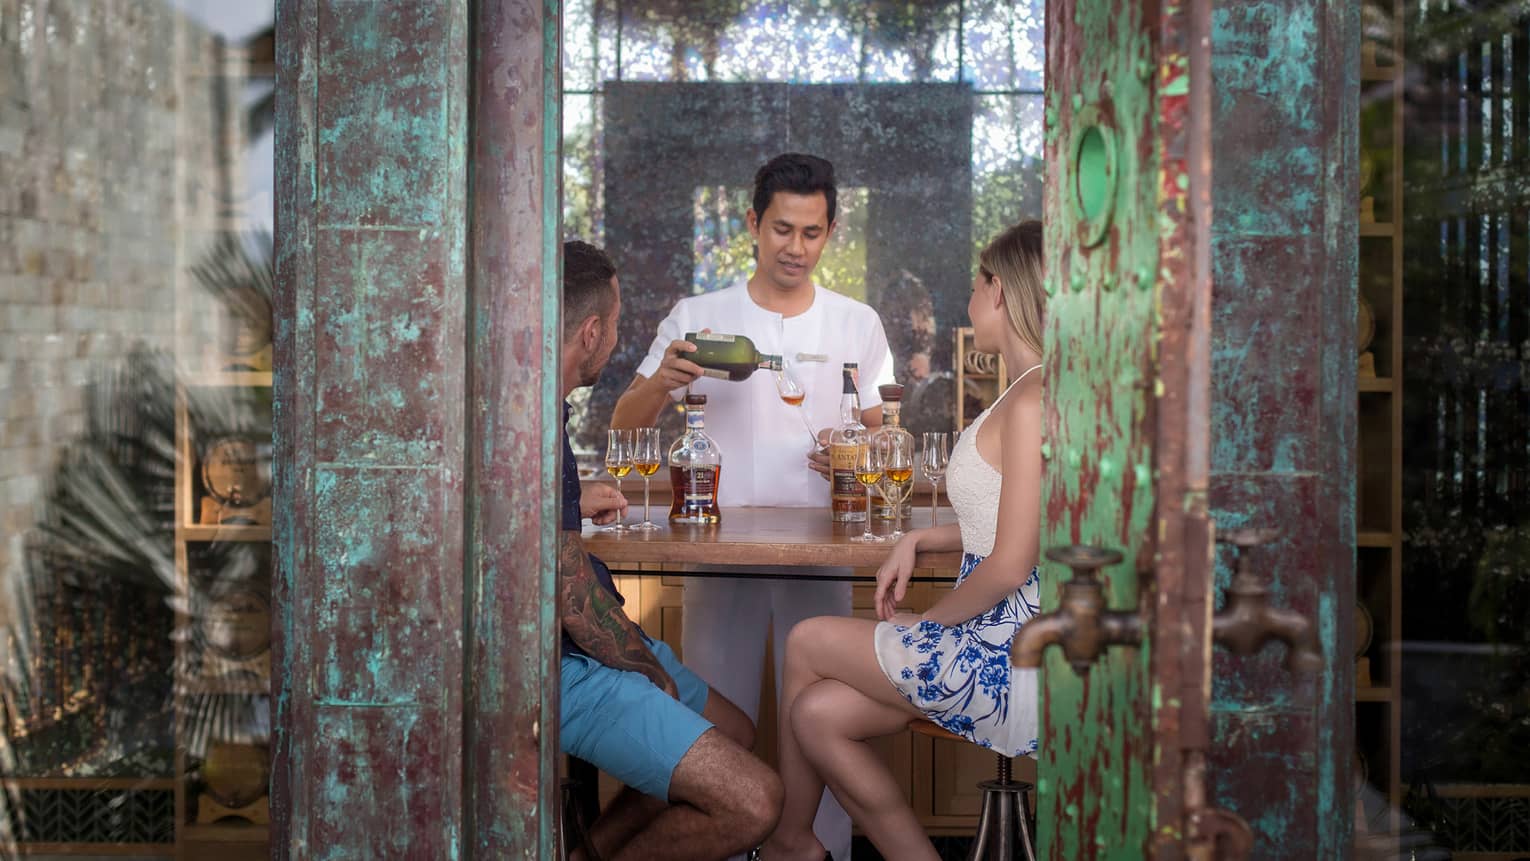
[181,823,269,843]
[1354,2,1404,823]
[185,372,273,389]
[14,842,175,856]
[3,777,175,790]
[180,524,272,542]
[955,326,1008,432]
[1358,531,1394,548]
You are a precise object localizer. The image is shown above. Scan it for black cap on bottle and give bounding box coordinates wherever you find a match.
[878,383,904,402]
[685,393,707,406]
[841,365,859,394]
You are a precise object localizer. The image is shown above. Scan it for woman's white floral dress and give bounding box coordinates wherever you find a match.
[872,375,1043,757]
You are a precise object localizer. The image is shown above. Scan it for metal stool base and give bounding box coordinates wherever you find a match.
[560,777,603,861]
[964,777,1036,861]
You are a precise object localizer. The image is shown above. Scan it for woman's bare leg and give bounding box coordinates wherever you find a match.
[761,616,934,861]
[795,679,939,861]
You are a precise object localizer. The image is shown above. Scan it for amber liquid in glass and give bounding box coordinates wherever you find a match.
[780,392,805,406]
[633,461,661,477]
[606,463,632,479]
[855,470,884,487]
[884,467,914,484]
[669,465,722,524]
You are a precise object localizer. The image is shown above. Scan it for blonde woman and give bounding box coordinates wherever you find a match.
[756,222,1047,861]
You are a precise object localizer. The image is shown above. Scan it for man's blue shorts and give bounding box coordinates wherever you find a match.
[560,637,713,801]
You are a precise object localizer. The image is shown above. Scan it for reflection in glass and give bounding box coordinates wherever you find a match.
[692,185,869,300]
[1,2,277,850]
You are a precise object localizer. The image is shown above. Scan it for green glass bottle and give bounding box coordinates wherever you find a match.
[684,332,782,382]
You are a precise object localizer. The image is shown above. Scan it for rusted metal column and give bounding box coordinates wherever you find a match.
[273,1,559,856]
[1152,0,1216,858]
[1206,1,1357,857]
[465,0,562,856]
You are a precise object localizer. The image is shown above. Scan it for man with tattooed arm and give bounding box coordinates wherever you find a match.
[557,240,782,860]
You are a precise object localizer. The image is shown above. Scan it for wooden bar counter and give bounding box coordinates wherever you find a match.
[582,505,963,577]
[578,501,1016,834]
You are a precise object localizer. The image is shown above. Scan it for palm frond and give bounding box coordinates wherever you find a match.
[189,231,273,333]
[1,346,268,786]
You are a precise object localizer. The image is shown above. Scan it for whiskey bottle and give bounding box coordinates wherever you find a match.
[828,363,868,523]
[872,383,915,522]
[668,393,722,524]
[683,332,783,382]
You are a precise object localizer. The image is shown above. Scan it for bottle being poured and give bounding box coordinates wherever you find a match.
[683,331,781,382]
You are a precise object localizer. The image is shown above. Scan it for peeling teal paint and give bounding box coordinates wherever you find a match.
[1206,1,1358,857]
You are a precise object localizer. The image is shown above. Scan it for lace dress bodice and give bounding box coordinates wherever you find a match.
[945,408,1005,557]
[944,364,1040,557]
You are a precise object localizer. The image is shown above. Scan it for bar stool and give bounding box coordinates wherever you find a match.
[560,758,604,861]
[907,719,1036,861]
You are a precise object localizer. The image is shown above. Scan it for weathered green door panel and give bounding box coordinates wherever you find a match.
[1039,0,1161,856]
[1042,0,1354,857]
[1206,1,1357,858]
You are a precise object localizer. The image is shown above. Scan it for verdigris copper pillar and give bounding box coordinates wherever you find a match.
[1207,1,1358,857]
[273,1,560,856]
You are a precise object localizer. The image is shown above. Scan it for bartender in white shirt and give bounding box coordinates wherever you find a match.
[611,153,895,861]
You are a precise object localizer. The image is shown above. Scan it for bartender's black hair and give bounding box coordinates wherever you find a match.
[752,153,838,224]
[562,239,617,336]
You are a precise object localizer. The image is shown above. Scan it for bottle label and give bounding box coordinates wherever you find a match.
[693,332,735,343]
[830,443,861,499]
[699,368,730,381]
[680,466,718,504]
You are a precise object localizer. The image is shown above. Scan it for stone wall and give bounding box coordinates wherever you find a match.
[0,0,241,614]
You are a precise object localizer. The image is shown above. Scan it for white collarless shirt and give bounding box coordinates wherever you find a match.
[637,282,897,508]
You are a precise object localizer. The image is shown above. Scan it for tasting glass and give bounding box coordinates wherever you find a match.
[920,432,952,527]
[603,428,633,532]
[630,427,663,531]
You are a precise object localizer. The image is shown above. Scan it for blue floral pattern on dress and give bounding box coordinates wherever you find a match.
[874,552,1042,757]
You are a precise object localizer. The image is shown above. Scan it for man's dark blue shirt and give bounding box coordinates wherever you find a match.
[562,403,623,656]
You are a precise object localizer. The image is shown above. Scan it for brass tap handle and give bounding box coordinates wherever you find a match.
[1209,526,1322,675]
[1215,527,1280,549]
[1045,544,1125,576]
[1188,806,1254,861]
[1013,544,1140,673]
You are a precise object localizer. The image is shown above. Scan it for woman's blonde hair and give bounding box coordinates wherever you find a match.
[977,220,1045,356]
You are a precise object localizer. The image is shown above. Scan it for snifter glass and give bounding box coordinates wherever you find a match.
[603,428,633,532]
[920,432,952,527]
[631,427,662,531]
[772,356,821,449]
[850,442,885,543]
[881,433,915,542]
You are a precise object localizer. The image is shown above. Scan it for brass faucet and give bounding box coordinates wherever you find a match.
[1211,528,1323,673]
[1012,545,1143,672]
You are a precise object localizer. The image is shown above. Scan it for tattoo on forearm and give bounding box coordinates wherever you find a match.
[558,531,668,684]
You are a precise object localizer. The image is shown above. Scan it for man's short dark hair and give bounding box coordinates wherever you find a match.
[752,153,837,224]
[563,240,616,336]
